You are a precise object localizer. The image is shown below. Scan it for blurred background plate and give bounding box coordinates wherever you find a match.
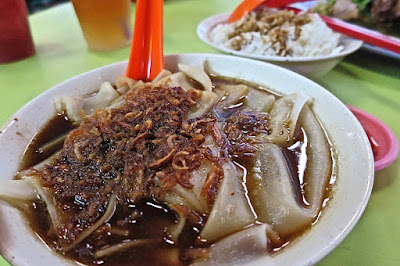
[291,1,400,60]
[197,12,363,79]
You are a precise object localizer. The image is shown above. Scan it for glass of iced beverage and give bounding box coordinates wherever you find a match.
[71,0,132,51]
[0,0,35,63]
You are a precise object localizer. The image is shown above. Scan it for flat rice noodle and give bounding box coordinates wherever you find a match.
[244,89,276,112]
[168,205,187,243]
[190,161,214,203]
[153,72,194,91]
[248,143,315,237]
[202,134,221,157]
[108,80,146,110]
[249,107,331,238]
[194,224,270,266]
[55,81,119,125]
[200,161,256,242]
[30,150,62,171]
[54,95,83,125]
[188,91,218,119]
[162,135,222,215]
[265,93,311,146]
[203,60,219,77]
[82,82,120,114]
[17,150,62,178]
[115,76,137,94]
[152,69,173,83]
[23,175,61,232]
[164,161,213,215]
[163,192,189,207]
[216,84,249,109]
[106,98,125,110]
[0,180,38,201]
[152,70,217,119]
[299,105,332,212]
[163,183,208,214]
[95,239,154,258]
[178,63,213,92]
[38,134,67,154]
[212,88,227,102]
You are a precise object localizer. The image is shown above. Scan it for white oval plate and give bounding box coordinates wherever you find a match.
[197,13,364,79]
[0,54,374,265]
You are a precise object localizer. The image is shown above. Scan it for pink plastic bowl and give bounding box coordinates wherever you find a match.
[347,105,399,171]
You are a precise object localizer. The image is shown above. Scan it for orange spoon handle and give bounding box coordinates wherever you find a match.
[148,0,164,80]
[228,0,265,23]
[126,0,164,81]
[228,0,311,23]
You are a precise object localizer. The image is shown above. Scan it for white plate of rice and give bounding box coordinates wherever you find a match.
[197,8,363,79]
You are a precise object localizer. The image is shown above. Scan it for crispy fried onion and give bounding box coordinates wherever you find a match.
[150,147,178,169]
[201,165,224,206]
[157,147,212,189]
[154,117,223,190]
[172,151,191,170]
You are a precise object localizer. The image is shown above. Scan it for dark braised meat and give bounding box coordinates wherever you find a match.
[39,84,222,244]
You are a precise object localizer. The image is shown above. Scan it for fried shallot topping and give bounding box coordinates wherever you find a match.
[39,84,222,243]
[223,111,270,158]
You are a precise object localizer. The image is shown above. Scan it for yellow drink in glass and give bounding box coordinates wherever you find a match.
[71,0,132,51]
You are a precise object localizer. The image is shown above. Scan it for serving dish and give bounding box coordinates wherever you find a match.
[0,54,374,265]
[348,105,399,171]
[197,12,363,79]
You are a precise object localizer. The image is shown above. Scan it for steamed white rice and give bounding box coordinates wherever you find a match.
[209,8,344,57]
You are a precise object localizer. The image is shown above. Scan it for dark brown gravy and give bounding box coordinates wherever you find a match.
[18,77,334,265]
[19,113,75,171]
[30,198,191,265]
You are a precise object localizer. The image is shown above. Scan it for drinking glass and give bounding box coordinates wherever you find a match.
[71,0,132,51]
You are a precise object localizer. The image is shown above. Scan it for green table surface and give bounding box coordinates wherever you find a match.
[0,1,399,265]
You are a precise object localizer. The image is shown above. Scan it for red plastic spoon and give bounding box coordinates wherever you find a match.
[228,0,309,23]
[318,15,400,54]
[126,0,164,81]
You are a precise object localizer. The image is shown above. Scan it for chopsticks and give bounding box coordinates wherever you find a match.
[318,15,400,54]
[126,0,164,81]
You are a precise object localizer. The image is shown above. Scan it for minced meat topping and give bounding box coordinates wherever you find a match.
[228,8,312,54]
